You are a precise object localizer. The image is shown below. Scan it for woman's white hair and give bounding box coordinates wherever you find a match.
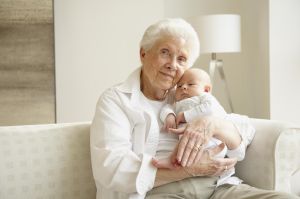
[140,18,200,66]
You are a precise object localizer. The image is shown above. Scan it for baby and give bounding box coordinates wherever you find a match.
[156,68,238,185]
[160,68,227,131]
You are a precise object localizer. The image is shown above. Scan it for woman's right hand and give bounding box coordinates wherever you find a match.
[186,143,237,177]
[153,143,237,177]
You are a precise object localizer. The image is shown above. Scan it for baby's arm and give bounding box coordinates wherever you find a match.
[160,104,177,132]
[176,112,186,125]
[163,114,176,132]
[184,93,226,122]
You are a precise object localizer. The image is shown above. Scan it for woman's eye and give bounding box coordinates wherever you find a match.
[161,49,169,56]
[178,56,187,64]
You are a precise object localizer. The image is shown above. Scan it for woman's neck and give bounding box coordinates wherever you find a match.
[140,72,167,101]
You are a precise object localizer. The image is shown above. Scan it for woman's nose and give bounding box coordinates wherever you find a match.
[167,56,177,70]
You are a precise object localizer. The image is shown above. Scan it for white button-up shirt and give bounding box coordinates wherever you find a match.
[90,67,255,199]
[91,68,161,199]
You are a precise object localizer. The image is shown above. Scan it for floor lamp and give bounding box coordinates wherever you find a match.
[193,14,241,113]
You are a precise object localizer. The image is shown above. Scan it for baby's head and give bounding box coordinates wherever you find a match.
[175,68,212,102]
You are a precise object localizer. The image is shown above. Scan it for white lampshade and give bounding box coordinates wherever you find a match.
[193,14,241,54]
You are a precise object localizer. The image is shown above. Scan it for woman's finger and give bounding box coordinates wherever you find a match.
[213,158,237,176]
[211,157,237,176]
[186,133,206,166]
[212,157,237,168]
[181,135,197,167]
[193,145,205,164]
[176,133,189,163]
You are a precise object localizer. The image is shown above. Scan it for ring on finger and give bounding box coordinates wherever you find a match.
[193,146,200,151]
[225,165,228,170]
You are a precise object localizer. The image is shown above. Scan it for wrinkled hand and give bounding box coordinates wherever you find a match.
[188,146,237,177]
[169,116,214,167]
[162,114,177,132]
[152,143,237,177]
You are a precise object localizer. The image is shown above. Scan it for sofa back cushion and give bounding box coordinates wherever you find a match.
[0,122,96,199]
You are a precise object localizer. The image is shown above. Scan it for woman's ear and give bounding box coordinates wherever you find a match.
[140,48,146,59]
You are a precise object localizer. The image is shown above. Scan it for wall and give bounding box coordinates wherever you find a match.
[164,0,256,116]
[0,0,55,125]
[269,0,300,124]
[55,0,300,124]
[54,0,164,122]
[241,0,270,119]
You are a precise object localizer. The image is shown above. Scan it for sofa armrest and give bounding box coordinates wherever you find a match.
[236,118,300,196]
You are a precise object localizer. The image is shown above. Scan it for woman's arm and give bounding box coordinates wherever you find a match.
[170,116,242,167]
[153,143,238,187]
[90,89,156,195]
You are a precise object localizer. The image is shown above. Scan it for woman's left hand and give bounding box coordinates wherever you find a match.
[153,143,238,177]
[169,116,215,167]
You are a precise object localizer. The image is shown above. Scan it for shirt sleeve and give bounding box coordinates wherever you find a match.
[184,94,226,122]
[225,113,256,161]
[160,104,176,123]
[90,88,157,195]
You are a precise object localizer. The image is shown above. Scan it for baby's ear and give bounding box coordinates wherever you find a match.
[204,85,211,93]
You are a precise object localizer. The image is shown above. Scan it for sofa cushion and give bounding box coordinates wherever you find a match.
[0,122,96,199]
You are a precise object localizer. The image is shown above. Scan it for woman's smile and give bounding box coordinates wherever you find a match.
[159,71,174,80]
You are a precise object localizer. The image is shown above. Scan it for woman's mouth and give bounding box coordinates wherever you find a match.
[160,71,174,80]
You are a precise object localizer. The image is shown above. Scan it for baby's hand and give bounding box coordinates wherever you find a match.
[176,112,186,126]
[162,114,176,132]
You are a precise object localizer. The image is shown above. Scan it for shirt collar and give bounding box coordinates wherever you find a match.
[115,67,141,94]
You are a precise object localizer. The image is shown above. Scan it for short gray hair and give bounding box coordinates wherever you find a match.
[140,18,200,66]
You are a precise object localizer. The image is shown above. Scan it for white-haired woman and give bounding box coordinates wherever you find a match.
[90,18,299,199]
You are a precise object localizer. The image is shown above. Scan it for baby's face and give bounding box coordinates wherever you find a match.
[175,70,208,102]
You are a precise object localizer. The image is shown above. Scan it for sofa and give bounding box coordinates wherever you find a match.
[0,119,299,199]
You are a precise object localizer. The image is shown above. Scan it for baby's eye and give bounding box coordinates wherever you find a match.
[177,85,182,88]
[188,83,195,86]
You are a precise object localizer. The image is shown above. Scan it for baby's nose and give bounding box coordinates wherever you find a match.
[181,84,188,89]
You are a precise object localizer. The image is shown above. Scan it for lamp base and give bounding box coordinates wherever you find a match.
[209,57,234,113]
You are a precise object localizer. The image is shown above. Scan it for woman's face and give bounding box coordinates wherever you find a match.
[140,36,190,92]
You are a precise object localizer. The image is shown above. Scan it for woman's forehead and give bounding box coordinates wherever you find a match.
[154,37,189,54]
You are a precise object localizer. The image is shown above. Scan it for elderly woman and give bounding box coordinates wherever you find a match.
[90,19,299,199]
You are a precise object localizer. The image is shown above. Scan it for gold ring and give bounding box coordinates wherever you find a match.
[193,146,200,151]
[225,166,228,170]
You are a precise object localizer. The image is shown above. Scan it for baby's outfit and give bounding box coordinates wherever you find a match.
[157,92,243,186]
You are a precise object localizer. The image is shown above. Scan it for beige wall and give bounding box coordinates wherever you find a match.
[270,0,300,124]
[241,0,270,119]
[164,0,255,116]
[55,0,300,124]
[54,0,164,122]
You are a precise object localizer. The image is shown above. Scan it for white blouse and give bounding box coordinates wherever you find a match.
[90,68,255,199]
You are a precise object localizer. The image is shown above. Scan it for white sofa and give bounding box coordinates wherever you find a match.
[0,119,299,199]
